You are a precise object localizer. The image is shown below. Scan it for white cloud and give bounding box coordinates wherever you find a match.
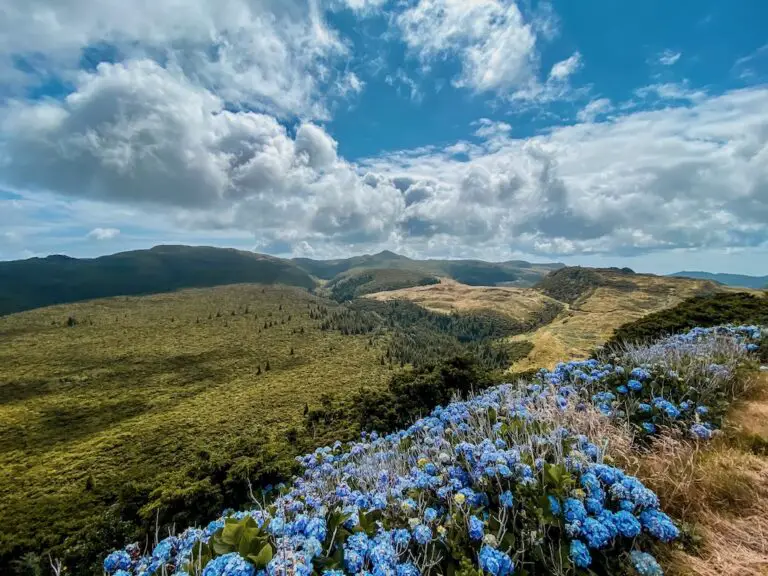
[397,0,538,95]
[1,59,405,247]
[657,50,682,66]
[360,87,768,257]
[88,227,120,240]
[577,98,612,122]
[8,69,764,260]
[472,118,512,139]
[635,82,707,103]
[384,69,423,102]
[0,0,349,118]
[548,52,582,81]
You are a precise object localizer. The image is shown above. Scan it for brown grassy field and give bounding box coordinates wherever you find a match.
[365,277,562,322]
[366,272,730,370]
[508,272,726,370]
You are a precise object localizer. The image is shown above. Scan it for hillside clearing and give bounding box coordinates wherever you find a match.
[365,278,562,323]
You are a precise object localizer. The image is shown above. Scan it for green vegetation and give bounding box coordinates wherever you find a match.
[0,285,388,574]
[322,268,439,302]
[0,246,316,316]
[0,282,546,575]
[294,250,563,287]
[605,291,768,354]
[318,298,555,370]
[535,266,637,303]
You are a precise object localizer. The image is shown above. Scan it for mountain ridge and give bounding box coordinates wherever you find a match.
[0,246,565,316]
[669,270,768,289]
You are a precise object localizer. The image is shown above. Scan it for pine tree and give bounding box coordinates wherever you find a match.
[265,360,271,371]
[290,347,294,355]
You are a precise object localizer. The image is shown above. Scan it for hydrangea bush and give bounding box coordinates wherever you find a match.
[102,326,762,576]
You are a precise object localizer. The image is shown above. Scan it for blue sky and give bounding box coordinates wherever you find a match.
[0,0,767,275]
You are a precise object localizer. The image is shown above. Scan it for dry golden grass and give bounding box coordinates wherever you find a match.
[365,278,561,322]
[510,273,721,371]
[628,373,768,576]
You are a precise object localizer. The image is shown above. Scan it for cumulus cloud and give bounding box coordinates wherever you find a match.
[88,227,120,240]
[0,59,404,247]
[397,0,538,95]
[360,87,768,257]
[0,0,352,118]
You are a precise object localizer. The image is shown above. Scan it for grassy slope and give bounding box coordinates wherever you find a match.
[322,268,440,302]
[365,278,563,323]
[509,269,724,370]
[0,245,316,316]
[0,284,389,564]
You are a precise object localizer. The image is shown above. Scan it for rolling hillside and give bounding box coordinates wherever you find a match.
[322,268,440,302]
[0,246,317,316]
[507,267,723,370]
[293,251,563,287]
[670,270,768,289]
[0,284,389,572]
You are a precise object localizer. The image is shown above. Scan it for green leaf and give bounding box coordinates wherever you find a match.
[221,521,245,546]
[254,543,274,568]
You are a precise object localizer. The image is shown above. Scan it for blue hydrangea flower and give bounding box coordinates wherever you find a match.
[695,405,709,416]
[413,524,432,545]
[639,510,680,542]
[616,385,629,395]
[564,498,587,524]
[627,379,643,392]
[548,495,561,516]
[582,518,612,549]
[630,551,663,576]
[478,545,514,576]
[203,553,255,576]
[469,515,484,541]
[424,507,438,523]
[690,423,713,440]
[569,539,591,568]
[500,490,514,509]
[394,529,411,547]
[642,422,657,434]
[612,510,641,537]
[104,551,132,573]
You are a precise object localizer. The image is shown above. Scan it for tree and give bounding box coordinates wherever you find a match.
[66,316,77,327]
[256,366,262,375]
[265,360,271,371]
[290,347,294,355]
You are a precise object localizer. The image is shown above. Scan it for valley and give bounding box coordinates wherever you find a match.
[1,250,765,575]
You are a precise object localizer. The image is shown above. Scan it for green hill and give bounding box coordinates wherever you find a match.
[322,268,440,302]
[294,251,563,287]
[0,245,317,316]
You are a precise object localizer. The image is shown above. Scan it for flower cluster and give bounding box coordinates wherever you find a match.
[102,325,762,576]
[534,325,762,440]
